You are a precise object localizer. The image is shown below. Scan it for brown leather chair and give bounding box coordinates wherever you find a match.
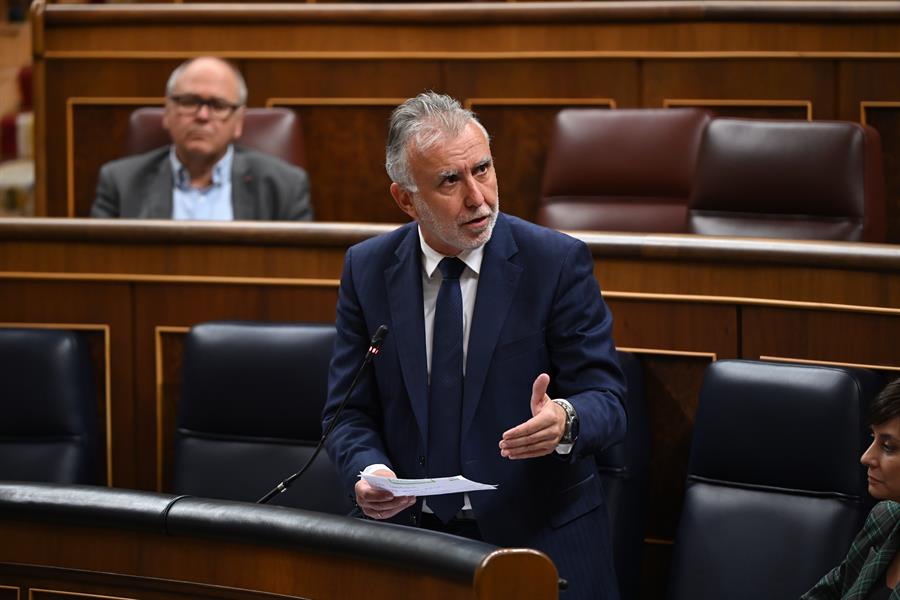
[538,108,711,233]
[688,118,886,242]
[123,106,305,168]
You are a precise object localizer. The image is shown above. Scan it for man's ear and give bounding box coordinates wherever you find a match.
[231,107,245,140]
[390,182,418,221]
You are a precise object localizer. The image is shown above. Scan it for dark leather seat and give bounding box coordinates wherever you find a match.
[0,328,100,484]
[667,360,884,600]
[539,108,711,233]
[597,351,650,600]
[688,118,886,241]
[171,321,352,514]
[123,106,305,167]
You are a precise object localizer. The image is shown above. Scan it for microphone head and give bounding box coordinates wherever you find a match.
[370,325,389,349]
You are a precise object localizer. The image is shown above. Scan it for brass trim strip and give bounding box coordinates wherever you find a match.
[0,584,20,600]
[64,97,166,218]
[464,97,617,109]
[4,271,899,315]
[759,355,900,372]
[0,271,340,287]
[616,346,718,360]
[267,97,407,108]
[29,588,137,600]
[156,325,190,492]
[604,290,900,317]
[644,537,675,546]
[40,51,900,61]
[0,322,113,487]
[860,100,900,125]
[663,98,813,120]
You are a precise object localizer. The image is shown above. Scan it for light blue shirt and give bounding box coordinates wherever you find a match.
[170,145,234,221]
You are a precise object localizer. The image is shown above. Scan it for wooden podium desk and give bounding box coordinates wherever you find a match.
[0,482,558,600]
[1,217,899,589]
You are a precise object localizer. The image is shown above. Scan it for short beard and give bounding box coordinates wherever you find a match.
[412,194,499,253]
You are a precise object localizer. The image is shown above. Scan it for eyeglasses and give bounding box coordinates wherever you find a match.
[168,94,242,120]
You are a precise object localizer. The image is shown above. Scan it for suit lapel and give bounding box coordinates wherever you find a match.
[145,155,174,218]
[230,150,256,220]
[386,226,429,444]
[462,215,521,439]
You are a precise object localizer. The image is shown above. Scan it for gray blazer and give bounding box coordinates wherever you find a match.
[90,145,313,220]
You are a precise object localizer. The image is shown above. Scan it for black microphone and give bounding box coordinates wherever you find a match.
[258,325,389,504]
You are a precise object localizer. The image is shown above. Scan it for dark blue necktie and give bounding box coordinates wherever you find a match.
[427,256,466,523]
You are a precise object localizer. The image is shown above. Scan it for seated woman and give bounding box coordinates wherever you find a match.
[802,378,900,600]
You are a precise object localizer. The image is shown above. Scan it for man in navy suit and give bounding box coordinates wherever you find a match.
[323,92,626,600]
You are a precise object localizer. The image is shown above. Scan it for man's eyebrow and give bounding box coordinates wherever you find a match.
[474,157,492,170]
[437,168,460,182]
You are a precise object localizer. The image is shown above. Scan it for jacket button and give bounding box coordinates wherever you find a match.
[418,456,426,466]
[411,514,418,525]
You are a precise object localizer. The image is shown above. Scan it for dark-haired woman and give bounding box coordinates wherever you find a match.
[802,378,900,600]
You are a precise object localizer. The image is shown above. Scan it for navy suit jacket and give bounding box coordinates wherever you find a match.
[324,213,626,600]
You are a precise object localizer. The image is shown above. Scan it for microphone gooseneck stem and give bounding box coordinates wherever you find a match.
[257,326,387,505]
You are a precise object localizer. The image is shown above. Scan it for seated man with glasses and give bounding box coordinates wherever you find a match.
[90,56,312,220]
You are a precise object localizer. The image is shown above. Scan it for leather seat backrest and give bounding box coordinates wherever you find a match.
[123,107,305,167]
[688,118,886,242]
[172,321,351,514]
[539,108,711,233]
[667,360,884,600]
[0,328,100,484]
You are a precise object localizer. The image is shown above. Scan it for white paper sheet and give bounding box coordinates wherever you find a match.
[360,473,497,497]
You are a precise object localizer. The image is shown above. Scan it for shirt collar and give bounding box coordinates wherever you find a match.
[169,144,234,190]
[417,225,485,278]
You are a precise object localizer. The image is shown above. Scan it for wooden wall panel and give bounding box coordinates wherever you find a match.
[643,59,835,117]
[245,60,444,101]
[44,60,182,217]
[862,103,900,255]
[70,101,162,218]
[610,300,737,357]
[0,280,132,487]
[835,60,900,244]
[270,102,403,223]
[133,282,339,491]
[742,307,900,371]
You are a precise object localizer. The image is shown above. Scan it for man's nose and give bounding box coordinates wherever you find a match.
[195,103,211,120]
[463,176,485,208]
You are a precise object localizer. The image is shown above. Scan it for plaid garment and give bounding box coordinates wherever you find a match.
[802,501,900,599]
